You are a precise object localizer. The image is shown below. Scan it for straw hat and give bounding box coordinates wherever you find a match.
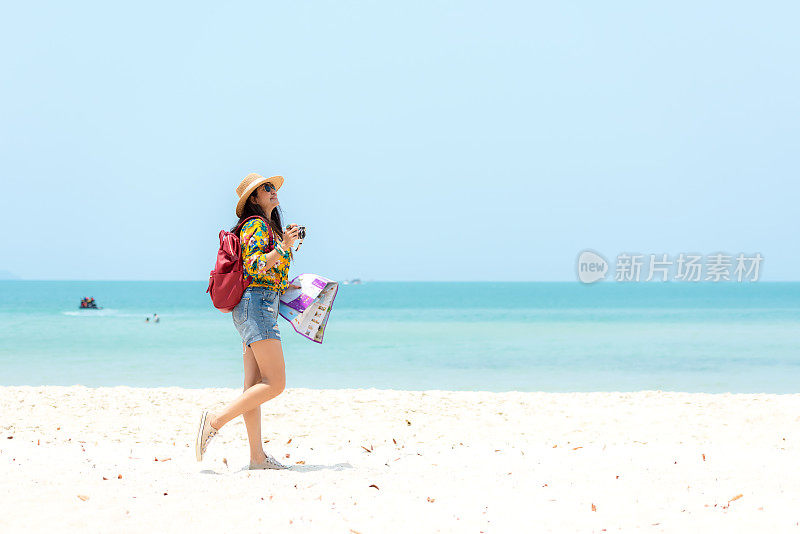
[235,173,284,217]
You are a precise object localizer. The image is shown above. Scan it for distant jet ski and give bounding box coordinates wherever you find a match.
[79,297,102,310]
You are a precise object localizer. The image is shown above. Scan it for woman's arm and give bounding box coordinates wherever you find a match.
[246,248,285,275]
[241,220,290,276]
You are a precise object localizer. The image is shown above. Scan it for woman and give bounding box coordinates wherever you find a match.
[196,172,302,469]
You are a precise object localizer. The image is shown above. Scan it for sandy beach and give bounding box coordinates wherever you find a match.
[1,386,799,532]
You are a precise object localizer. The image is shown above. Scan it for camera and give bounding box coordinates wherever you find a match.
[288,225,306,240]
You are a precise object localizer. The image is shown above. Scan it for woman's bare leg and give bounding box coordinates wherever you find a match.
[240,343,268,463]
[209,339,286,438]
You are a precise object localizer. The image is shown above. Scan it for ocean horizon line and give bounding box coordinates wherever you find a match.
[2,279,800,283]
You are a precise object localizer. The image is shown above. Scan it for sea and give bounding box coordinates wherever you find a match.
[1,281,798,393]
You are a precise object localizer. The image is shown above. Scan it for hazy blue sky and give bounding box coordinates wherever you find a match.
[1,1,798,281]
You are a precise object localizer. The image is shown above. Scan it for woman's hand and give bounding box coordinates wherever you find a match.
[282,224,300,249]
[287,283,302,290]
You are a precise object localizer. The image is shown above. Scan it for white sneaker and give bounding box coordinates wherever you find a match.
[195,410,218,461]
[249,453,290,470]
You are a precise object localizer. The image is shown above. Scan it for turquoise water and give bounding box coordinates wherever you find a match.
[1,281,799,392]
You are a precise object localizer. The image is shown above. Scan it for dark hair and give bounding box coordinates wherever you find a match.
[231,191,285,239]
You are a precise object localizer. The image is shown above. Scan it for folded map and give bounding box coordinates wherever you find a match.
[278,273,339,343]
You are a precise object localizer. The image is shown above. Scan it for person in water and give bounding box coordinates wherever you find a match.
[195,172,301,470]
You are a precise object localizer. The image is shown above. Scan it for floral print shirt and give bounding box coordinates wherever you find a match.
[240,218,293,294]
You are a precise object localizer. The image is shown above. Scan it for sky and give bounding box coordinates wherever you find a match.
[1,1,798,281]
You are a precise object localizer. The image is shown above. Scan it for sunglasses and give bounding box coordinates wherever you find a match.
[262,183,276,193]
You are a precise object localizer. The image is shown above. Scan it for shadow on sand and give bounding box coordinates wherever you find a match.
[200,462,354,474]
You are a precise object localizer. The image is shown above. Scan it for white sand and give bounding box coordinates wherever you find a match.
[1,386,799,533]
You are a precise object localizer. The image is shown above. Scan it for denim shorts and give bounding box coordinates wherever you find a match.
[232,286,281,346]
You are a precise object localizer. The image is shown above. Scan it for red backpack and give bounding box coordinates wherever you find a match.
[206,215,274,312]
